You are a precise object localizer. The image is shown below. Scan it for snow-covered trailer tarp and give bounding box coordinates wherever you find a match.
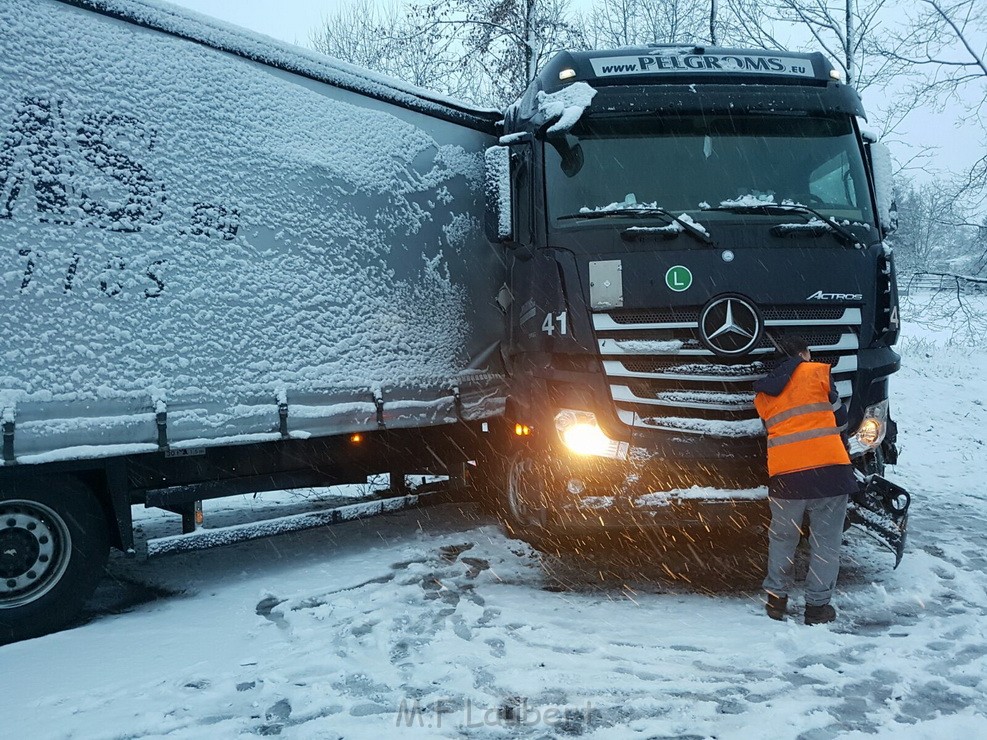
[0,0,506,464]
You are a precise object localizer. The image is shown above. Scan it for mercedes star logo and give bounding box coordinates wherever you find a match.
[699,295,762,356]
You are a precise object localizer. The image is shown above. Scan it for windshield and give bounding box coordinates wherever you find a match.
[545,114,875,229]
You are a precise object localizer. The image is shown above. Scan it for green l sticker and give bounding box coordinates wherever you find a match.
[665,265,692,292]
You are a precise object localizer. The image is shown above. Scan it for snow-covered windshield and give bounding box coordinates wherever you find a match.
[545,114,875,229]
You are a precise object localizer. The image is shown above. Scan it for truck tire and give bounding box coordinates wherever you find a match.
[859,446,886,477]
[0,477,110,643]
[499,453,553,549]
[506,454,549,526]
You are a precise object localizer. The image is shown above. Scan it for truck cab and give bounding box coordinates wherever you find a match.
[488,46,901,535]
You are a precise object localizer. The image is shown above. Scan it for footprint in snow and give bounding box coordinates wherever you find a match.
[439,542,474,562]
[255,596,290,631]
[255,595,286,615]
[485,637,506,658]
[257,698,292,736]
[450,613,472,641]
[266,699,291,721]
[461,556,490,577]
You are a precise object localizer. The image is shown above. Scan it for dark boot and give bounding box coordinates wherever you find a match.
[804,603,836,625]
[765,593,788,621]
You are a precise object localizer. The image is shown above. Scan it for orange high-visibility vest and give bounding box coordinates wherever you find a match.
[753,362,850,478]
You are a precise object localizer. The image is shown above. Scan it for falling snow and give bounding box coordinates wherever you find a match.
[4,299,987,737]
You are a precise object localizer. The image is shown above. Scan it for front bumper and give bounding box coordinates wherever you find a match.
[529,441,910,566]
[531,439,770,532]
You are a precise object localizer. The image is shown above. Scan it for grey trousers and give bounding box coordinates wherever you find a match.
[763,494,848,606]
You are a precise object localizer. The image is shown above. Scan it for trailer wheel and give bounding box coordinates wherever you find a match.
[0,478,110,643]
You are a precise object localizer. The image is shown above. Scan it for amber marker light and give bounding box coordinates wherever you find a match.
[350,433,363,444]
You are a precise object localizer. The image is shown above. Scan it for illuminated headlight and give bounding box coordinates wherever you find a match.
[554,409,629,460]
[849,400,889,455]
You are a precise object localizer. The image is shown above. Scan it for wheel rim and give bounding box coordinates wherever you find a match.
[507,456,543,527]
[0,500,73,609]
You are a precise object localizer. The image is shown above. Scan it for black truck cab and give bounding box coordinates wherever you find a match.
[489,46,901,533]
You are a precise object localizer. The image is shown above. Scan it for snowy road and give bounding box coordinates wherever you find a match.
[4,331,987,738]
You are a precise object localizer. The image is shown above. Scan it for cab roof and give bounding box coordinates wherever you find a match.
[505,45,864,134]
[537,46,839,94]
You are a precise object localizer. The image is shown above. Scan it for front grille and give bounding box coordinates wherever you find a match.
[625,380,755,403]
[594,304,860,437]
[611,305,848,324]
[607,308,699,324]
[752,329,845,350]
[761,305,847,322]
[619,358,769,375]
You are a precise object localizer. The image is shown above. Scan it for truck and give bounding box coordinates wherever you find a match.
[483,46,908,555]
[1,0,910,644]
[0,0,507,642]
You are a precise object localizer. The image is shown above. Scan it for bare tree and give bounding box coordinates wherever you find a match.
[309,0,482,100]
[893,176,975,271]
[721,2,786,53]
[719,0,789,49]
[417,0,583,106]
[879,0,987,205]
[309,0,394,73]
[579,0,708,49]
[724,1,893,90]
[882,0,986,105]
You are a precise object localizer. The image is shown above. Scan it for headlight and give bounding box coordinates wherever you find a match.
[849,400,889,455]
[554,409,629,460]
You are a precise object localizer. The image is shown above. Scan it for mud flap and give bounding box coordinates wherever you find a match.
[847,474,911,568]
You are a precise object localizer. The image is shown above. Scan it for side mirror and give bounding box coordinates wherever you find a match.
[547,133,584,177]
[867,140,897,236]
[484,145,514,244]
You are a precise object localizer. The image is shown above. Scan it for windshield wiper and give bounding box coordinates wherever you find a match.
[699,204,863,248]
[558,207,713,245]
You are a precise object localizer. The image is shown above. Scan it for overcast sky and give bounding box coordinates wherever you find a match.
[168,0,980,184]
[167,0,326,46]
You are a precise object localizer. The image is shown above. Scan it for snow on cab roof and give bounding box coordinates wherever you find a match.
[56,0,501,132]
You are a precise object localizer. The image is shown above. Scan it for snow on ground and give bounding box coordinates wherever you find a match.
[3,293,987,738]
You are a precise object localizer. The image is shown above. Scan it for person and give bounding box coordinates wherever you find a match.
[753,336,857,625]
